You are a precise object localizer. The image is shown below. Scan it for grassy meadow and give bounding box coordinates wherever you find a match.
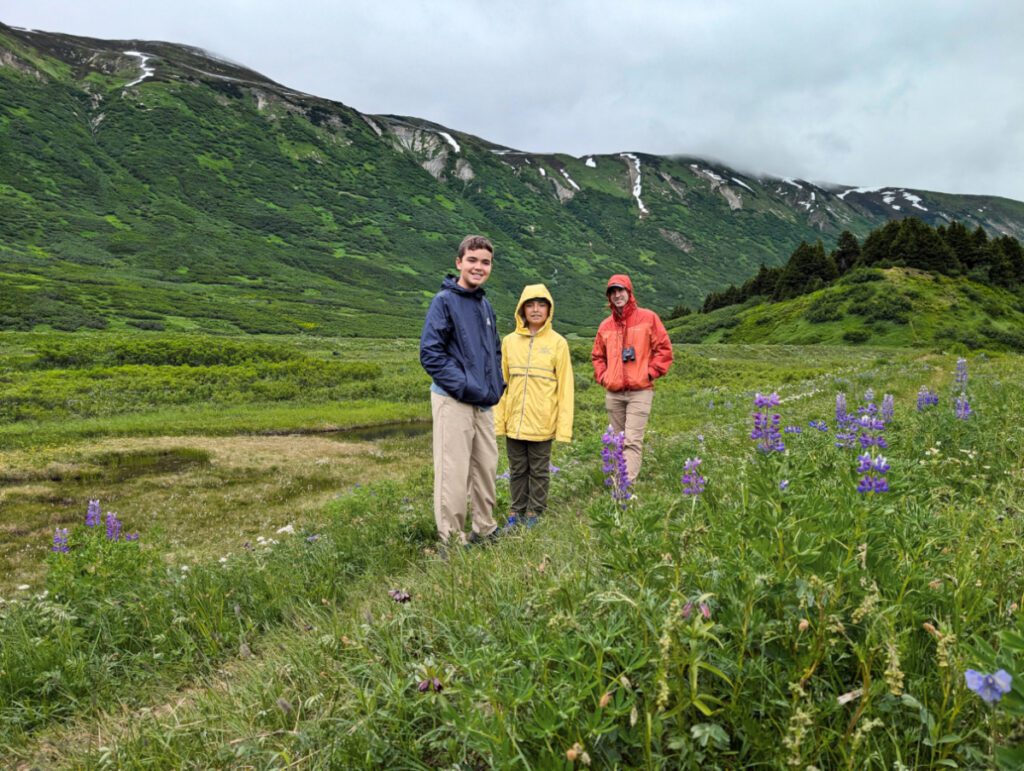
[3,332,1024,768]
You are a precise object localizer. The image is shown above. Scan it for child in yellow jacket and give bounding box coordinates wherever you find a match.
[494,284,574,528]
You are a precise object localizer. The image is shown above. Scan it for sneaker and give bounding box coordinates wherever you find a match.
[502,515,521,532]
[525,515,538,529]
[468,527,502,546]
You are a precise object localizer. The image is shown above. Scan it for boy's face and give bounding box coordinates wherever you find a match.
[455,248,493,290]
[523,299,550,328]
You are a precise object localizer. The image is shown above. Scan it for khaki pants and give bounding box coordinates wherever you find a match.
[431,392,499,544]
[604,389,654,482]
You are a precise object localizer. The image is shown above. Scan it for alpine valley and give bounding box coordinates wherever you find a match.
[3,21,1024,337]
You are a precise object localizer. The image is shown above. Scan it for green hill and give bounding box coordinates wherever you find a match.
[667,267,1024,351]
[3,22,1024,336]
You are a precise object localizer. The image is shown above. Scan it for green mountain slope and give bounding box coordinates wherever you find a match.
[666,267,1024,351]
[3,22,1024,336]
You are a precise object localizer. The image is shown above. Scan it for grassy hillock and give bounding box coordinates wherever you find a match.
[668,268,1024,351]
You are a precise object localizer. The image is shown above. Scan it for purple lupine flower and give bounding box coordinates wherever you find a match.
[965,669,1011,704]
[105,512,122,542]
[779,480,789,491]
[751,392,784,453]
[86,499,101,527]
[784,425,802,434]
[808,419,828,432]
[836,392,848,422]
[680,457,706,496]
[917,387,939,411]
[955,358,968,388]
[51,527,70,553]
[548,464,560,474]
[864,388,875,403]
[388,589,411,603]
[955,394,972,420]
[496,470,510,481]
[124,532,140,542]
[856,454,890,494]
[881,394,894,423]
[601,426,632,506]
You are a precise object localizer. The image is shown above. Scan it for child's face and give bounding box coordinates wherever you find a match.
[455,248,493,290]
[523,299,550,327]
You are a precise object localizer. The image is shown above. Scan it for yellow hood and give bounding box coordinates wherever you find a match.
[514,283,554,335]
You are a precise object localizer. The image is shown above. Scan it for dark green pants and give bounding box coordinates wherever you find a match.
[506,438,552,516]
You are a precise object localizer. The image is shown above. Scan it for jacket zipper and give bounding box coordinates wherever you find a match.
[516,333,534,438]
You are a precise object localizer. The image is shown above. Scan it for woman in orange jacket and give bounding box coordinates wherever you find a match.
[591,274,673,481]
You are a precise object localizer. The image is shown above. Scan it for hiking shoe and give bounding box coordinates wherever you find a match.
[502,515,521,532]
[467,527,502,546]
[525,515,538,529]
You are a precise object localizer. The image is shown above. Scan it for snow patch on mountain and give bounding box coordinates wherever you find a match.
[620,153,649,216]
[782,177,803,190]
[560,168,580,191]
[837,185,884,200]
[538,167,546,177]
[123,51,154,88]
[585,157,597,168]
[438,132,460,153]
[732,177,755,192]
[902,192,928,211]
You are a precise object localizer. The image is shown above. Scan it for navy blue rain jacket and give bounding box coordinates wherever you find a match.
[420,276,505,407]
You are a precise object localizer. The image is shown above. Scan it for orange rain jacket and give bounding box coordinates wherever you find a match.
[591,274,673,392]
[494,284,574,443]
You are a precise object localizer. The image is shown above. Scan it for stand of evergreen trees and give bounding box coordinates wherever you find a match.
[700,220,1024,313]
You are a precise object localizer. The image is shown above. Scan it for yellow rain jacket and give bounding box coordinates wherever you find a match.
[495,284,574,443]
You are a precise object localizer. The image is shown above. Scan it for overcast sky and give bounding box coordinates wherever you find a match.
[6,1,1024,201]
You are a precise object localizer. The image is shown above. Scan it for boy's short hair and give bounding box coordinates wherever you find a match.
[457,235,493,258]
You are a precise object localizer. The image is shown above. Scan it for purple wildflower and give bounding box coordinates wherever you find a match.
[105,512,122,542]
[836,392,847,422]
[955,358,968,389]
[682,602,711,620]
[751,392,784,453]
[779,480,789,491]
[808,419,828,432]
[388,589,411,603]
[86,499,101,527]
[965,669,1011,704]
[856,453,890,494]
[601,426,632,506]
[124,532,140,542]
[496,470,510,481]
[680,457,706,496]
[881,394,894,423]
[696,434,704,443]
[784,425,802,434]
[864,388,875,403]
[955,394,972,420]
[916,387,939,411]
[548,463,560,474]
[51,527,70,553]
[417,678,444,693]
[306,534,320,543]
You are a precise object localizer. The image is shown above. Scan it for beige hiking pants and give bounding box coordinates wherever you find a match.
[431,392,499,544]
[604,388,654,482]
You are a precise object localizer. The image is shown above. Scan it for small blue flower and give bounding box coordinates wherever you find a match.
[965,669,1012,704]
[86,499,101,527]
[51,527,70,553]
[779,480,789,491]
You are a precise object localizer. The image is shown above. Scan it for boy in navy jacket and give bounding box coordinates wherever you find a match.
[420,235,505,546]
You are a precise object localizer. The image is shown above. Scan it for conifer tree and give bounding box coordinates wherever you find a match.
[832,230,861,274]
